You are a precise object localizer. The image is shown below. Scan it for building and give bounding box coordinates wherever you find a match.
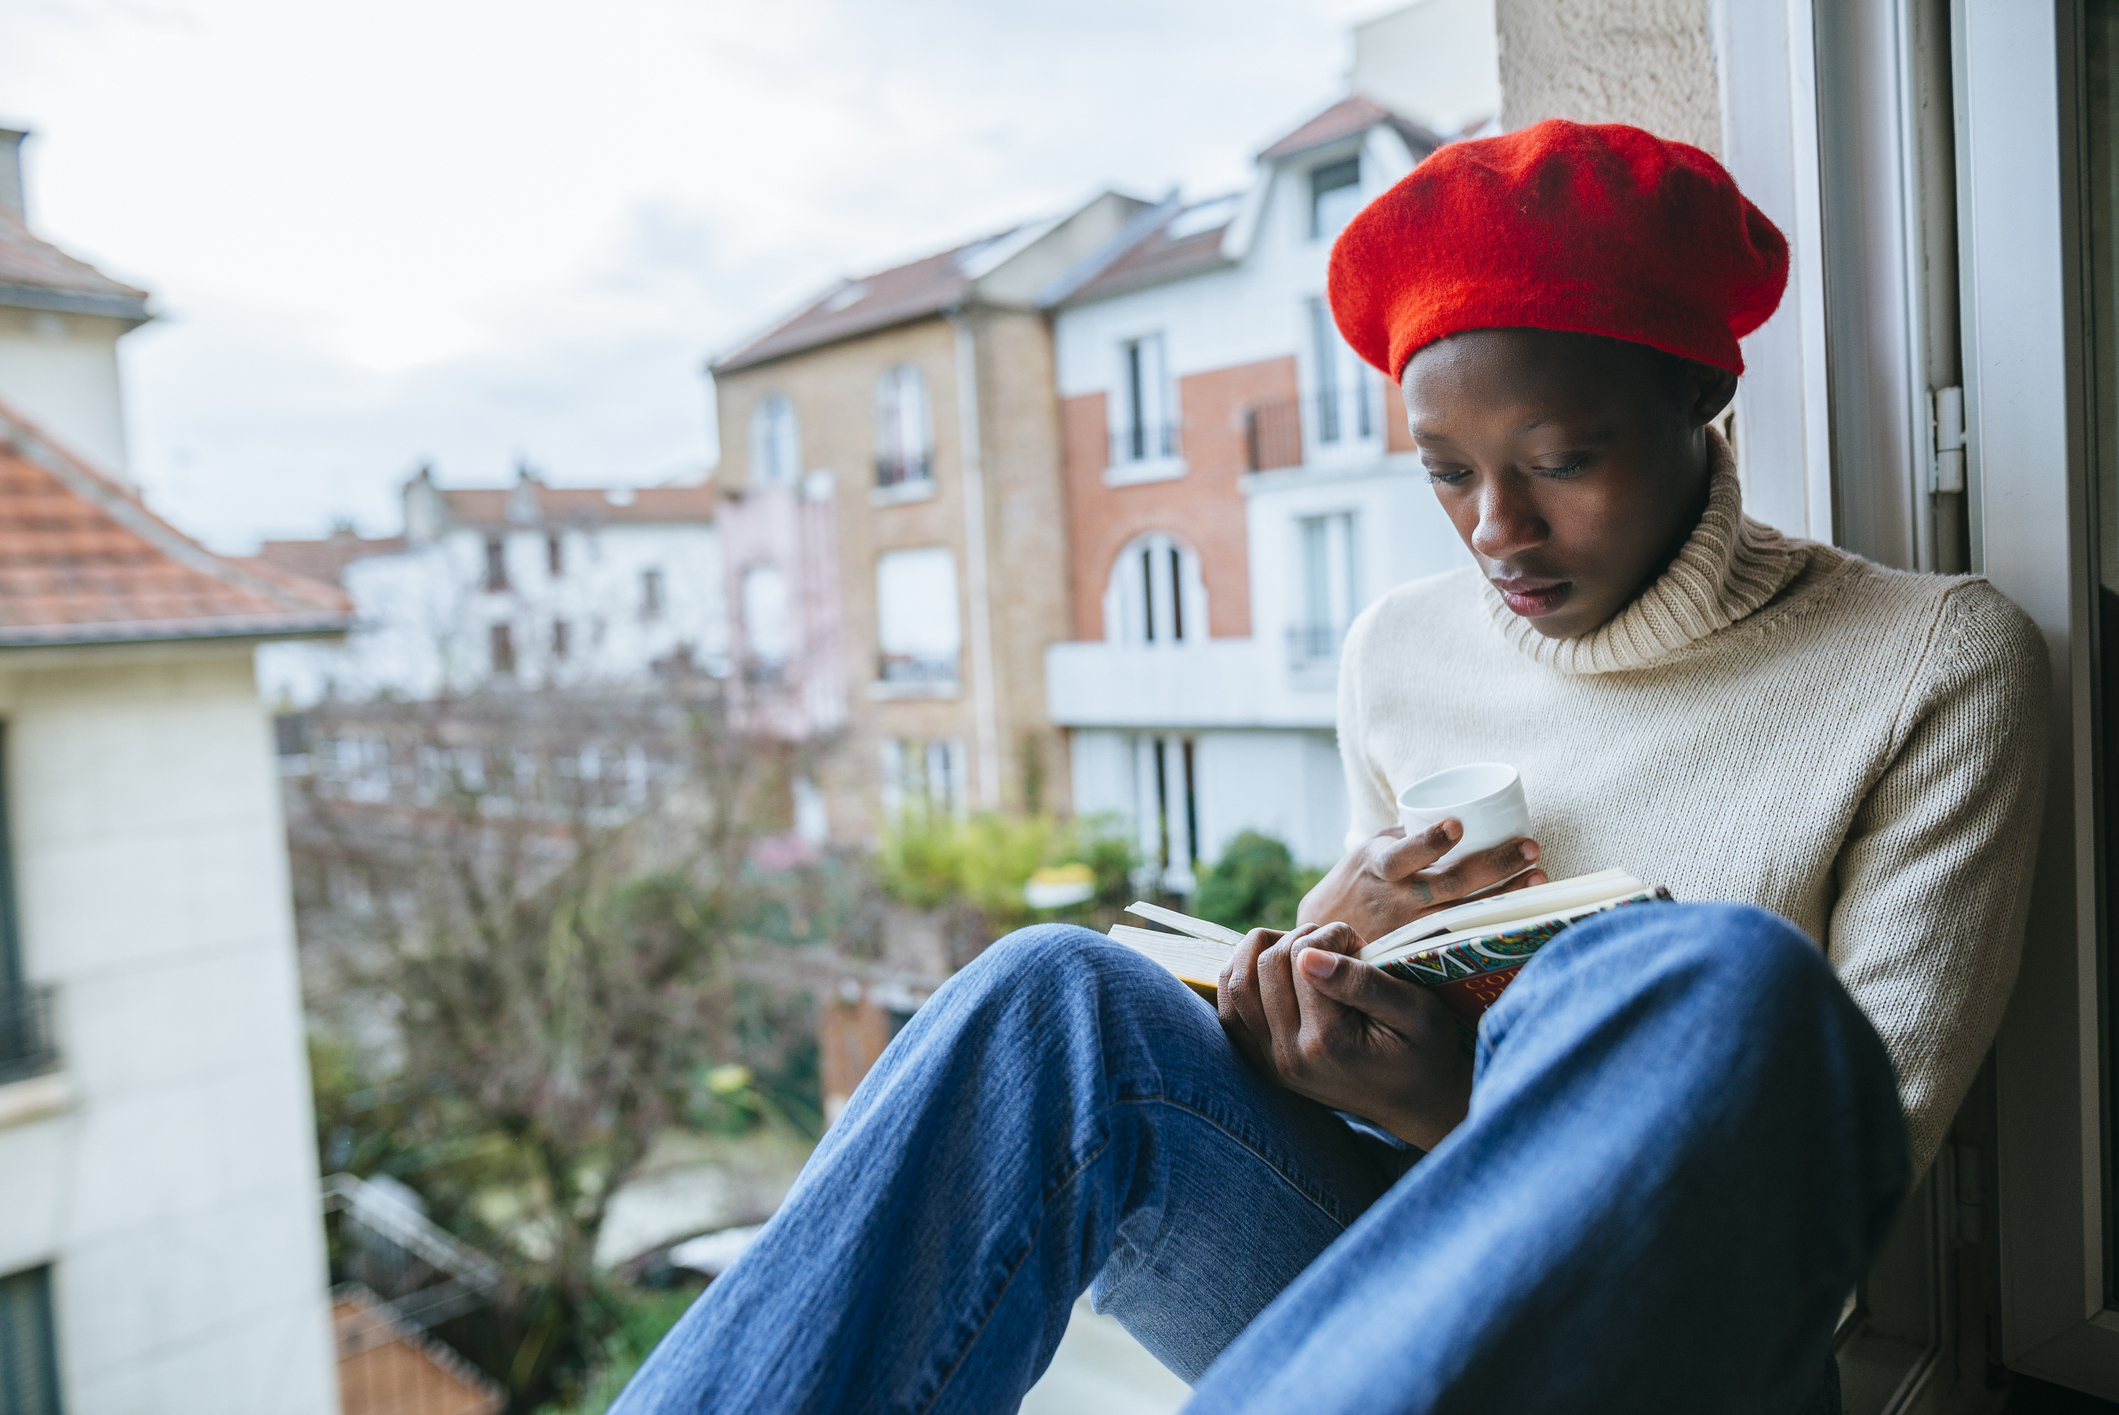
[1041,94,1465,883]
[709,191,1149,845]
[254,463,726,707]
[0,128,148,482]
[0,401,349,1413]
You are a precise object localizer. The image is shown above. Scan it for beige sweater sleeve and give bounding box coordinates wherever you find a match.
[1337,604,1402,851]
[1828,582,2049,1174]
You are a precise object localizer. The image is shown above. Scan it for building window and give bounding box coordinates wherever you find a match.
[875,547,961,685]
[551,620,570,661]
[1131,733,1200,893]
[1114,333,1176,464]
[1310,155,1363,240]
[880,737,967,818]
[0,1265,61,1415]
[750,394,801,486]
[874,364,933,487]
[741,563,792,675]
[483,535,509,593]
[1293,512,1358,670]
[1308,296,1374,447]
[547,533,564,577]
[490,623,515,675]
[1104,531,1207,647]
[640,568,665,621]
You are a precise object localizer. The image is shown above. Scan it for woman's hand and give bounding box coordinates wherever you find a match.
[1218,920,1471,1151]
[1298,821,1546,943]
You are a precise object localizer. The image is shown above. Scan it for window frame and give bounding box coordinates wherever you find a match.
[1958,0,2119,1390]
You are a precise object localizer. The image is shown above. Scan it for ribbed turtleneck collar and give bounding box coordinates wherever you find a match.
[1481,430,1811,675]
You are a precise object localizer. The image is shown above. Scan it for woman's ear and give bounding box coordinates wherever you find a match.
[1688,363,1740,427]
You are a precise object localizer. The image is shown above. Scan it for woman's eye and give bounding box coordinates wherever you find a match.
[1424,465,1471,485]
[1534,460,1588,480]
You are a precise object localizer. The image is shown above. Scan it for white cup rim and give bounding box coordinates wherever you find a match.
[1396,761,1521,813]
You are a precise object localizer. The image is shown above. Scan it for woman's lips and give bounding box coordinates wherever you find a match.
[1491,577,1571,617]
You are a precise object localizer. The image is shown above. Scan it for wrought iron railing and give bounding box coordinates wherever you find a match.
[875,453,932,488]
[1109,421,1180,467]
[0,982,58,1087]
[1245,401,1304,472]
[1286,623,1344,673]
[878,653,959,686]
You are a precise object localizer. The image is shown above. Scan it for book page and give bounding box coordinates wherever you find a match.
[1359,869,1643,960]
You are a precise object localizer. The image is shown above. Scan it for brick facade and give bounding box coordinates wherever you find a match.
[1059,355,1300,641]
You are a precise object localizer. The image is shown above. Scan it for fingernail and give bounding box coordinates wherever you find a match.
[1443,819,1462,841]
[1520,841,1539,862]
[1297,948,1335,979]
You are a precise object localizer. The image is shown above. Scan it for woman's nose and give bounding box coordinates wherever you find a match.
[1469,478,1549,563]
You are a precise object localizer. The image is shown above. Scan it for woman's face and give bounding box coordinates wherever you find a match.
[1399,328,1736,640]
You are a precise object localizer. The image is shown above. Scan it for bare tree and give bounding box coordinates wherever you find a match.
[285,676,831,1404]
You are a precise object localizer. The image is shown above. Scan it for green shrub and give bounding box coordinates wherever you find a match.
[874,809,1139,932]
[1189,831,1325,933]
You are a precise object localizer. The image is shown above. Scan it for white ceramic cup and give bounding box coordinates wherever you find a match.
[1395,762,1531,871]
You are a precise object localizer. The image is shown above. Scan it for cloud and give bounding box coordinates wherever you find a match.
[0,0,1379,550]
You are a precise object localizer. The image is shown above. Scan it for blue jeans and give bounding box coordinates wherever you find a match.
[614,903,1906,1414]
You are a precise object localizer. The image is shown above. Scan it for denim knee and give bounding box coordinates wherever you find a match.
[1487,899,1840,1052]
[942,921,1200,1034]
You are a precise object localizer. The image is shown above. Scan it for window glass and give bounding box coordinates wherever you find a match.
[1116,334,1175,463]
[750,394,801,485]
[1104,531,1204,646]
[1309,297,1374,446]
[1310,156,1363,239]
[0,1265,62,1415]
[489,623,515,675]
[874,365,933,487]
[483,535,509,593]
[1295,512,1358,668]
[875,547,961,684]
[742,563,792,667]
[640,568,665,620]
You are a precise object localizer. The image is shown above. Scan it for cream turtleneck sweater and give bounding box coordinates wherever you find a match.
[1337,437,2048,1172]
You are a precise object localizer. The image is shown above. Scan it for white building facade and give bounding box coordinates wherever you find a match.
[1044,94,1477,879]
[256,468,727,708]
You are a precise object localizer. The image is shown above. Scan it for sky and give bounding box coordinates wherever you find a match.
[0,0,1392,552]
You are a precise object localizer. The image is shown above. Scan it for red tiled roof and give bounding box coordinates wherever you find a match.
[437,482,717,529]
[1062,204,1236,306]
[1257,94,1444,163]
[0,398,351,647]
[712,229,1021,373]
[0,211,150,322]
[252,530,407,589]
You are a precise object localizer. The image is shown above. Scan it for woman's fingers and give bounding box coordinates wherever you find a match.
[1296,946,1441,1039]
[1218,927,1283,1055]
[1374,820,1461,879]
[1421,836,1541,903]
[1255,925,1313,1064]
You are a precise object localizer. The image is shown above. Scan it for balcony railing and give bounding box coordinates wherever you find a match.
[1245,401,1303,472]
[878,653,959,686]
[0,982,58,1087]
[1286,623,1344,673]
[875,453,932,488]
[1109,421,1180,467]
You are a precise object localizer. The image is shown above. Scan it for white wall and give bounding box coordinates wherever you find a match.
[259,519,728,707]
[0,644,337,1415]
[0,308,132,481]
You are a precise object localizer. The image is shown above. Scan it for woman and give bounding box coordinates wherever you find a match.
[614,120,2046,1415]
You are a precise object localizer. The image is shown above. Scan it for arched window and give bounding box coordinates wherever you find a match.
[750,394,801,486]
[1103,532,1208,646]
[874,364,932,487]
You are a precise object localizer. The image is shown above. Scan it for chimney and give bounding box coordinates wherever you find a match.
[0,128,27,222]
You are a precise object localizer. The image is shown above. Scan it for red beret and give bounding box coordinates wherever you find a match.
[1328,118,1788,378]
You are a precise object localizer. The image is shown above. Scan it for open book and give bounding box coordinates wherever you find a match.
[1109,869,1673,1026]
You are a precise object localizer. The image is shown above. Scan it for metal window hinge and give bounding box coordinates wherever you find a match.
[1931,386,1968,494]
